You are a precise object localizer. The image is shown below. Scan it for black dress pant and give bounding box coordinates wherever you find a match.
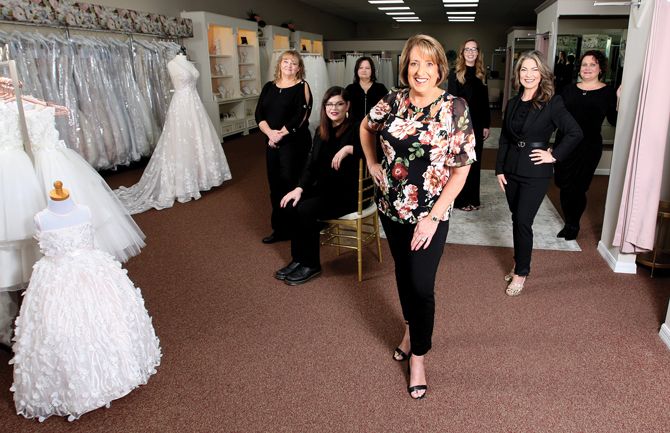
[266,130,310,236]
[455,127,484,208]
[285,195,354,268]
[554,143,602,230]
[504,173,550,276]
[379,213,450,356]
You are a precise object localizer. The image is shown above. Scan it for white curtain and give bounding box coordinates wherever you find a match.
[345,54,359,86]
[327,59,346,88]
[613,0,670,253]
[378,58,394,89]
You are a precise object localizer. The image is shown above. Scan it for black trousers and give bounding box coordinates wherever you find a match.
[554,143,602,230]
[454,127,484,208]
[285,195,355,268]
[504,173,550,276]
[266,131,310,235]
[379,213,450,356]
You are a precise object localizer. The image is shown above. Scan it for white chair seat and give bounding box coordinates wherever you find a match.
[335,203,377,221]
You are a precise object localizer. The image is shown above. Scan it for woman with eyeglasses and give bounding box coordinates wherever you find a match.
[496,51,582,296]
[275,86,362,285]
[448,39,491,211]
[255,50,313,245]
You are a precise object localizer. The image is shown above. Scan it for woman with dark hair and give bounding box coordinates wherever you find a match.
[555,50,619,240]
[256,50,313,244]
[448,38,491,211]
[345,56,388,123]
[496,50,582,296]
[276,86,362,285]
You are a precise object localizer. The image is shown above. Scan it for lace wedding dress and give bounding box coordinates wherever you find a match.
[10,220,161,422]
[24,106,146,263]
[115,55,232,214]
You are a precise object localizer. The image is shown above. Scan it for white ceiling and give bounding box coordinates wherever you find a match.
[297,0,547,26]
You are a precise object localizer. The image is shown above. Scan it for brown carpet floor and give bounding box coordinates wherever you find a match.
[1,131,669,433]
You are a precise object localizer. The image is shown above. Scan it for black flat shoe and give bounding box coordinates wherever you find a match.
[407,358,427,400]
[284,265,321,285]
[274,261,301,280]
[393,347,410,362]
[561,225,579,241]
[262,233,289,244]
[557,226,567,238]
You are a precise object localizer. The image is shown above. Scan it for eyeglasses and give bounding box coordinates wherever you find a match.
[463,48,478,53]
[325,102,347,108]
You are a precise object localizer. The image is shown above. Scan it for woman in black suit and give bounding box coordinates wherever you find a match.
[496,51,582,296]
[276,86,362,285]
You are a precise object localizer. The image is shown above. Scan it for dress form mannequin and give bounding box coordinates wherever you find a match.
[34,181,91,232]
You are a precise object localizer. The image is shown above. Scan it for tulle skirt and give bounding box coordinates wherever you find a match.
[115,87,232,214]
[0,147,44,291]
[33,143,146,262]
[10,248,161,421]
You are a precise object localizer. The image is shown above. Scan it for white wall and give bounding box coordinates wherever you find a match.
[94,0,356,40]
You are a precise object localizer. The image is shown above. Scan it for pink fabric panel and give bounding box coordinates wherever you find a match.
[614,0,670,253]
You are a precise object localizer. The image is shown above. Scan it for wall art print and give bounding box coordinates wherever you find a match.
[0,0,193,38]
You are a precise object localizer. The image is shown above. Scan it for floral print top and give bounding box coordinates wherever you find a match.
[367,88,476,224]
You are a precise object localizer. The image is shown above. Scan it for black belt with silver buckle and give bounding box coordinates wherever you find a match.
[516,141,547,149]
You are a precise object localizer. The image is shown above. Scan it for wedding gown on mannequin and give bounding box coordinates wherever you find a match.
[115,54,232,214]
[10,208,161,421]
[23,106,146,263]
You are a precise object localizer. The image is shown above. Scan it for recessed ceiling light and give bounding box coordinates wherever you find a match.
[386,11,415,15]
[369,0,404,3]
[446,11,476,14]
[378,6,410,10]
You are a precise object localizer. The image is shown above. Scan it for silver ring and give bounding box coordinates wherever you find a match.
[421,237,428,242]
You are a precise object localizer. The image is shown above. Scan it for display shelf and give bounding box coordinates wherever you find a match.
[290,30,323,54]
[259,25,292,84]
[181,11,261,140]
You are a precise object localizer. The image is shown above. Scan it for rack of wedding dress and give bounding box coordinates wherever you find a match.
[301,53,330,135]
[0,29,179,170]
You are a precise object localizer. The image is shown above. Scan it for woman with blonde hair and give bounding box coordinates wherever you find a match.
[495,50,582,296]
[361,34,475,399]
[255,50,313,244]
[448,39,491,211]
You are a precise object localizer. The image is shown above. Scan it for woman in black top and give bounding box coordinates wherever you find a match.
[496,51,582,296]
[555,50,618,240]
[448,39,491,211]
[345,56,388,123]
[275,86,362,285]
[255,50,312,244]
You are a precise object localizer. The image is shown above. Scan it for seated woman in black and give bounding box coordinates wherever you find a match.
[275,86,362,285]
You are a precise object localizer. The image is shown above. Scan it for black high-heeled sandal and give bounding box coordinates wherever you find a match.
[407,357,427,400]
[393,347,410,362]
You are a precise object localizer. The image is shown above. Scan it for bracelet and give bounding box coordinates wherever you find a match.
[429,214,439,223]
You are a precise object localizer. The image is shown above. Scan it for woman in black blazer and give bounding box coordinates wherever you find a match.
[496,51,582,296]
[276,86,362,285]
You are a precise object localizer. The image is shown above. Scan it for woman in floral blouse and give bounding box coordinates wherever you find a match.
[360,34,476,400]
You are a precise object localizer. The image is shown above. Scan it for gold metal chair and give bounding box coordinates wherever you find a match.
[320,159,382,281]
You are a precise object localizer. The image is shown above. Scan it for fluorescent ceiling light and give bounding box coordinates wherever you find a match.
[386,11,415,15]
[593,1,640,6]
[395,19,421,22]
[369,0,404,3]
[444,0,478,3]
[378,6,410,10]
[449,18,475,22]
[444,4,479,7]
[446,11,476,14]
